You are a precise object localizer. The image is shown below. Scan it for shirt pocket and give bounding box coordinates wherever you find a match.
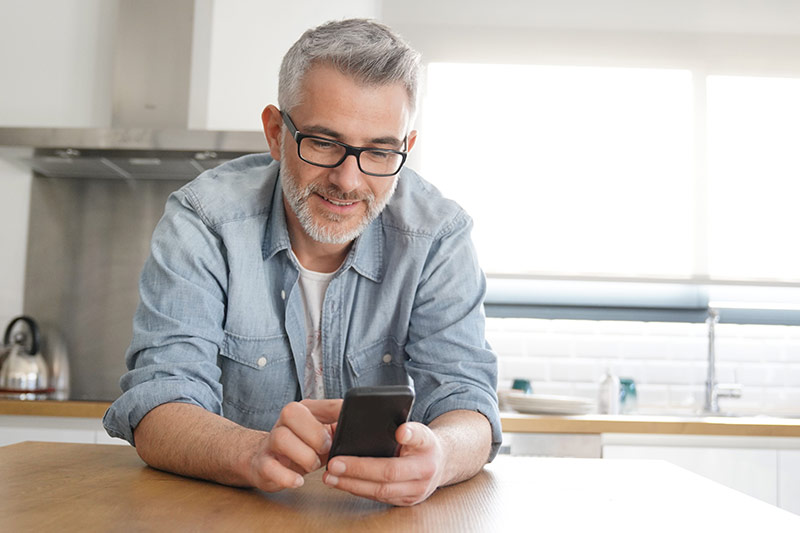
[345,336,409,388]
[218,331,297,430]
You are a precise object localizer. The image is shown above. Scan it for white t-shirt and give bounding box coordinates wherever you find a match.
[295,261,335,399]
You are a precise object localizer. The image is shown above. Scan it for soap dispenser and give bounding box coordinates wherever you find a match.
[598,369,621,415]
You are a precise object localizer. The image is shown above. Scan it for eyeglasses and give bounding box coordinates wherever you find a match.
[281,111,408,177]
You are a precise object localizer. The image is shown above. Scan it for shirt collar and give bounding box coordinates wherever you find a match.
[262,168,384,283]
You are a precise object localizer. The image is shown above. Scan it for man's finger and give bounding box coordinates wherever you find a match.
[322,471,431,506]
[269,425,323,473]
[396,422,433,451]
[326,455,434,483]
[276,402,332,455]
[300,398,342,425]
[253,454,305,491]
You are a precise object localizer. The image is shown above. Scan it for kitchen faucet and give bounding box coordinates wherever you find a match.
[704,308,743,414]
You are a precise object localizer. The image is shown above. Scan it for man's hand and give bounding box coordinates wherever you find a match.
[246,399,341,492]
[321,421,446,506]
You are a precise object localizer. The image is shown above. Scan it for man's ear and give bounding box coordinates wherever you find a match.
[406,130,418,152]
[261,104,283,161]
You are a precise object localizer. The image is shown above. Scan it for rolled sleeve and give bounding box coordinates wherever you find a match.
[103,189,228,445]
[405,213,502,460]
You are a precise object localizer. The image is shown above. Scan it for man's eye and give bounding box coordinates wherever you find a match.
[310,139,337,150]
[365,150,390,161]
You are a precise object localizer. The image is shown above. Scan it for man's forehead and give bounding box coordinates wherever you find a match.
[292,67,412,142]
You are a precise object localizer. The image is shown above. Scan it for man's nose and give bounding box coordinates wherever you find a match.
[327,154,364,194]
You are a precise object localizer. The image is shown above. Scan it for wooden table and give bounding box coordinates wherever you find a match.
[5,400,800,438]
[1,442,798,532]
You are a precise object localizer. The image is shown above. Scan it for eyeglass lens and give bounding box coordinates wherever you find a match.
[298,137,404,176]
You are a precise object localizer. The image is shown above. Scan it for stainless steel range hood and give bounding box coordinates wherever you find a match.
[0,0,266,180]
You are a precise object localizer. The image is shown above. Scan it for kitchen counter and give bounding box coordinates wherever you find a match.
[3,400,800,437]
[0,399,110,418]
[2,441,797,531]
[500,412,800,438]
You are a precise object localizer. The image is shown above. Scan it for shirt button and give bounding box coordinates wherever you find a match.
[280,290,286,301]
[382,353,392,364]
[257,357,267,367]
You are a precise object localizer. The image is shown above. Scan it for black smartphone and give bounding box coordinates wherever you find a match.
[328,385,415,458]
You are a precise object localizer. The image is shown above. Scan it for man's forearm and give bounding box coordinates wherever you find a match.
[429,409,493,487]
[133,402,264,487]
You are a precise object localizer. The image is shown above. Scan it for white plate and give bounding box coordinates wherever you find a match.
[506,393,596,415]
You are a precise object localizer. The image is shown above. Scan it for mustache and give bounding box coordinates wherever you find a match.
[305,182,374,203]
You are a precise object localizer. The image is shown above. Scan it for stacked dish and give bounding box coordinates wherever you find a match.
[505,392,596,415]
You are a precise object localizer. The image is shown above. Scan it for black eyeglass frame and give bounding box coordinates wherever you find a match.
[281,111,408,177]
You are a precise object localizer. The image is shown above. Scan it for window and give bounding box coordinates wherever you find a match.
[420,63,800,323]
[421,63,694,278]
[707,75,800,283]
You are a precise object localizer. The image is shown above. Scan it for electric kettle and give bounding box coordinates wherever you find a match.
[0,315,50,400]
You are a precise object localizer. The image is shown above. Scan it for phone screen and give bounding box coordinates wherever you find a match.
[328,385,415,458]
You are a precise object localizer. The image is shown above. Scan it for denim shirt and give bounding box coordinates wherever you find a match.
[103,154,501,458]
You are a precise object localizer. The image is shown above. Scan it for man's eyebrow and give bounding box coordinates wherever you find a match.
[303,124,403,148]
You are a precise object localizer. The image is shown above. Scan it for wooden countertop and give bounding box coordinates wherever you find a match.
[0,399,110,418]
[2,400,800,437]
[500,412,800,437]
[1,441,797,531]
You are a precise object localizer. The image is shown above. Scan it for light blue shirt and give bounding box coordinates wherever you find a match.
[103,154,501,458]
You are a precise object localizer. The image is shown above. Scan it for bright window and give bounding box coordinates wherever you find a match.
[421,63,695,278]
[707,75,800,283]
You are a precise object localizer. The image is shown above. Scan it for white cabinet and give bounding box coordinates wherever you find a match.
[779,450,800,515]
[0,415,129,447]
[603,444,778,505]
[0,1,381,131]
[602,434,800,515]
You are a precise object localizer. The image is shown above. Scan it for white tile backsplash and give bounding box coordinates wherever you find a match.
[487,317,800,414]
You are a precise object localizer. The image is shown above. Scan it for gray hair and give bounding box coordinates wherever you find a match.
[278,19,421,117]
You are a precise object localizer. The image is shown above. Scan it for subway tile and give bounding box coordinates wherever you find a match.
[610,360,649,384]
[720,362,777,387]
[778,363,800,387]
[593,320,648,336]
[486,317,551,334]
[498,356,549,382]
[549,359,603,383]
[714,339,774,362]
[644,321,707,338]
[640,361,706,386]
[549,319,601,335]
[616,337,705,361]
[524,334,574,358]
[531,381,576,396]
[667,385,704,410]
[729,323,793,340]
[712,323,744,339]
[634,384,670,409]
[783,341,800,362]
[761,387,800,412]
[485,331,527,357]
[572,337,621,358]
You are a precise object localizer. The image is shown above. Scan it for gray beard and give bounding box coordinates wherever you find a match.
[279,148,398,245]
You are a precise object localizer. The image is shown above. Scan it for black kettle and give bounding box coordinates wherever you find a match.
[0,316,50,399]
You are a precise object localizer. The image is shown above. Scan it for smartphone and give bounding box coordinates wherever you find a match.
[328,385,415,459]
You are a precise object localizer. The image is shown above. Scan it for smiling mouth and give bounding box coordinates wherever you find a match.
[320,194,358,207]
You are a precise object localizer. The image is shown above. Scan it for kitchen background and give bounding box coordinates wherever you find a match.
[2,0,800,416]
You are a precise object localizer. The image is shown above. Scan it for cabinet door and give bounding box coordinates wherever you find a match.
[603,445,778,506]
[779,450,800,515]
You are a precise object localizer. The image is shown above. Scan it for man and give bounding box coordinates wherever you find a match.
[103,18,500,507]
